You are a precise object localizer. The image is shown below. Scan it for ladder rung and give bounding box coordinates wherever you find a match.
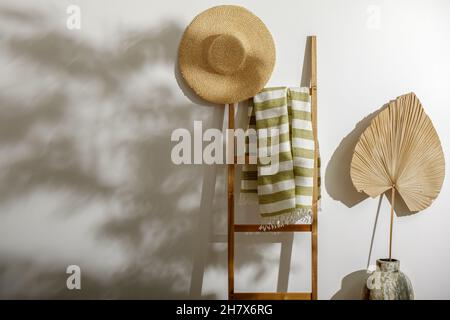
[230,292,312,300]
[234,224,312,232]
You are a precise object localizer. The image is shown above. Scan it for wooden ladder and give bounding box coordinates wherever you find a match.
[227,36,318,300]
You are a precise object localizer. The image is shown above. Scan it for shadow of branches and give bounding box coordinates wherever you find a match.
[0,5,275,299]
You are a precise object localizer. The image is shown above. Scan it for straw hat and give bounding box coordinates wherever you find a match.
[178,5,276,104]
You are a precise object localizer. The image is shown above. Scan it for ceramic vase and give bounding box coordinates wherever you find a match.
[366,259,414,300]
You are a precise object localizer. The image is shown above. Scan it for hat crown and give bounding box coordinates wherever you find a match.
[178,5,275,104]
[207,34,247,75]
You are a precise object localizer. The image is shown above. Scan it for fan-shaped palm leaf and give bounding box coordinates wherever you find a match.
[351,93,445,260]
[351,92,445,212]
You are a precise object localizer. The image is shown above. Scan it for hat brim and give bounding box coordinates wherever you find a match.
[179,5,276,104]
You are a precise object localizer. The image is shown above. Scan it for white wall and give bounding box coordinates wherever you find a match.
[0,0,449,299]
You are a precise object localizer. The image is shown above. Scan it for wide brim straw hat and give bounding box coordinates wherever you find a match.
[178,5,276,104]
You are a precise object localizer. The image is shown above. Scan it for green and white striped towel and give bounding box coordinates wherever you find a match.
[240,87,319,230]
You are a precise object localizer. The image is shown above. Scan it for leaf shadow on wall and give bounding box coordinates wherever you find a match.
[0,6,287,299]
[325,107,385,208]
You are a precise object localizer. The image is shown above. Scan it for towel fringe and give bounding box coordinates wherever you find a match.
[259,208,312,231]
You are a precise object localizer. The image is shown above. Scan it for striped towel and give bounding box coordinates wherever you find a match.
[240,87,319,230]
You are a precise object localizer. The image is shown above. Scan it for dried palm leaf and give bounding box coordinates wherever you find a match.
[351,92,445,212]
[351,92,445,259]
